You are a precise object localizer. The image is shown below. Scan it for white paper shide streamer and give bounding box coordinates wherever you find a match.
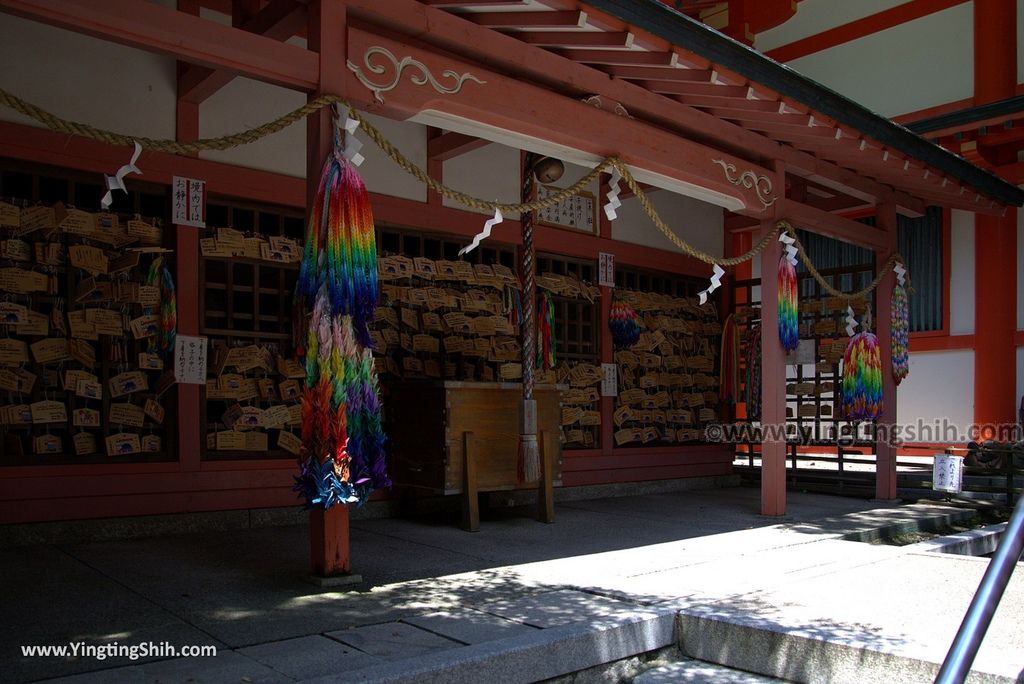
[778,231,798,266]
[697,264,725,305]
[459,208,503,256]
[893,262,906,287]
[845,305,858,337]
[101,141,142,210]
[604,167,622,221]
[342,116,365,167]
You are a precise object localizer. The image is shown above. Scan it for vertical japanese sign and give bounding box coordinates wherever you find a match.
[599,252,615,287]
[601,362,618,397]
[932,453,963,494]
[172,176,206,228]
[174,335,208,385]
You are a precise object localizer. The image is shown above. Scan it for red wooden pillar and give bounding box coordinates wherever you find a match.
[874,202,898,500]
[973,0,1019,432]
[759,218,786,516]
[598,174,614,454]
[724,0,753,45]
[307,0,351,577]
[175,0,201,473]
[727,229,753,422]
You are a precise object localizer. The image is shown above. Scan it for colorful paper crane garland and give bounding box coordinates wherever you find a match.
[745,325,762,422]
[841,310,883,422]
[891,264,910,385]
[608,293,641,350]
[537,290,556,370]
[293,145,390,509]
[144,255,177,361]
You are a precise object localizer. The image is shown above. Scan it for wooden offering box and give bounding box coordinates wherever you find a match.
[387,381,563,529]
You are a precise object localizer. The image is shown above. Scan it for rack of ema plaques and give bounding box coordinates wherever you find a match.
[387,380,562,531]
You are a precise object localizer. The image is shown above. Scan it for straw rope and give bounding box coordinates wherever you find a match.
[0,86,908,298]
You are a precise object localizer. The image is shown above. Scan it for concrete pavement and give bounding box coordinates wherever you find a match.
[1,486,1020,683]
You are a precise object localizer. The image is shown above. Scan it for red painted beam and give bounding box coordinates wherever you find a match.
[601,65,716,83]
[781,198,889,250]
[423,0,530,6]
[342,0,922,213]
[518,31,634,48]
[178,0,308,104]
[711,109,814,127]
[345,28,766,214]
[652,82,751,98]
[678,95,784,112]
[0,120,306,206]
[746,0,800,35]
[0,0,318,91]
[557,49,681,66]
[766,0,970,64]
[427,131,491,161]
[910,334,974,351]
[469,9,585,28]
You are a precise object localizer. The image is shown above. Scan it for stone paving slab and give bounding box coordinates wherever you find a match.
[0,489,1002,684]
[303,608,676,684]
[326,622,462,660]
[42,649,279,684]
[673,551,1024,683]
[237,635,379,680]
[402,608,539,644]
[0,545,223,683]
[478,589,640,628]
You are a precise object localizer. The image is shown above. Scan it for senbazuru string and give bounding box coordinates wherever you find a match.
[144,255,177,362]
[293,148,389,510]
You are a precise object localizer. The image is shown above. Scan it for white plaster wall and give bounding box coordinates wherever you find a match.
[199,77,307,178]
[199,72,427,198]
[612,192,724,258]
[442,142,521,219]
[756,0,907,52]
[0,15,176,140]
[783,4,973,117]
[357,113,427,203]
[950,209,976,336]
[897,350,975,436]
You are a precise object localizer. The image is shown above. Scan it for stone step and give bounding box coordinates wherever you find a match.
[674,604,1018,684]
[635,657,789,683]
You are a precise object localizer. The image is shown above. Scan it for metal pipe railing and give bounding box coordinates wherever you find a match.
[934,494,1024,684]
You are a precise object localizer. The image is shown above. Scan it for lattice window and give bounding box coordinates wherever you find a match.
[200,198,304,461]
[537,254,598,363]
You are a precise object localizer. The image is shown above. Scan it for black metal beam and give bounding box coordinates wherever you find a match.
[905,95,1024,135]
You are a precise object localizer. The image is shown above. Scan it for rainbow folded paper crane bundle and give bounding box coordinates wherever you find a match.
[841,319,883,422]
[293,148,390,509]
[143,255,177,362]
[891,282,910,385]
[777,251,798,353]
[608,293,640,350]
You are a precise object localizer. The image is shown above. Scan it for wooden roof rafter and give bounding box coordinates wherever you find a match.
[420,0,1023,211]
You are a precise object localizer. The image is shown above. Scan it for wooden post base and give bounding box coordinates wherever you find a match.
[310,504,351,577]
[538,429,554,524]
[461,431,479,532]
